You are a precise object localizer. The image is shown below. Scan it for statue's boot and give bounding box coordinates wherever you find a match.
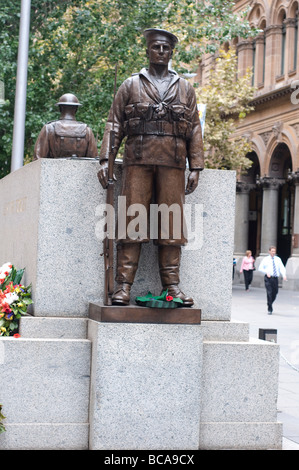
[158,245,194,307]
[112,243,141,306]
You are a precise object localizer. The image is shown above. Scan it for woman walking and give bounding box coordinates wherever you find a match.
[240,250,255,291]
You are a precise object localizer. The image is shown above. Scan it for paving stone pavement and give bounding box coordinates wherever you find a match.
[231,283,299,450]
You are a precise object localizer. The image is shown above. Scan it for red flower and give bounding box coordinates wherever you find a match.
[0,302,12,314]
[13,333,21,338]
[4,282,14,293]
[166,295,173,301]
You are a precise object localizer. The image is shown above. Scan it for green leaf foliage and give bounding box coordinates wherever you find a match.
[0,267,24,290]
[0,0,258,177]
[196,48,255,171]
[0,404,6,434]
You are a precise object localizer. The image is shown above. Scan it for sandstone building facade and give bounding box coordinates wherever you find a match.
[215,0,299,288]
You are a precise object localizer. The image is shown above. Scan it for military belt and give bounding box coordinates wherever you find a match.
[124,119,192,138]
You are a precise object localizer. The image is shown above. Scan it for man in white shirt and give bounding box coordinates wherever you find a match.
[258,246,287,314]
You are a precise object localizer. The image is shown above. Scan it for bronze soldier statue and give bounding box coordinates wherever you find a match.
[98,29,204,307]
[34,93,98,159]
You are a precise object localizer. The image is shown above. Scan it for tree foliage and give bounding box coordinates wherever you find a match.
[196,48,255,171]
[0,0,258,177]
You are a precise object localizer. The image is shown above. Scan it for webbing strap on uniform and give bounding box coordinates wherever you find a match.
[130,73,187,105]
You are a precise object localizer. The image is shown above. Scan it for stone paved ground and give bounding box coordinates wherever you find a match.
[232,284,299,450]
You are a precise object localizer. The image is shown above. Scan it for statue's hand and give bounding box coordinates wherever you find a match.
[97,160,117,189]
[97,161,109,189]
[185,170,200,195]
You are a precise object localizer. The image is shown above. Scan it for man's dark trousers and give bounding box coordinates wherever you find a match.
[264,275,279,313]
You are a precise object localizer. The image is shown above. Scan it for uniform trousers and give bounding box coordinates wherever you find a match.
[117,164,187,246]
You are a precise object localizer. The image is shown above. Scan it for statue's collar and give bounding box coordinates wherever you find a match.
[139,67,179,87]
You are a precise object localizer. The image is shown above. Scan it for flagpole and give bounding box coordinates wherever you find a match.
[11,0,31,172]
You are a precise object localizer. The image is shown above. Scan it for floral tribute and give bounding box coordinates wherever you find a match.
[135,290,183,309]
[0,404,6,434]
[0,262,32,337]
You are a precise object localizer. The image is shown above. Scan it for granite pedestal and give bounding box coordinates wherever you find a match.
[0,160,282,449]
[88,319,203,450]
[284,256,299,290]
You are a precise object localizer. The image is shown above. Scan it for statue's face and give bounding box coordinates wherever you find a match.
[146,40,173,66]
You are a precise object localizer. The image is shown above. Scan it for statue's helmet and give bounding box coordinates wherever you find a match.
[55,93,82,107]
[143,28,178,49]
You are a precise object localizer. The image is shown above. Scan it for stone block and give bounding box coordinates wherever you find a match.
[199,338,282,449]
[86,318,281,450]
[200,320,249,342]
[19,316,88,339]
[180,169,236,321]
[198,422,283,450]
[0,336,91,450]
[201,339,280,422]
[0,423,89,450]
[284,256,299,290]
[87,320,203,450]
[0,158,104,316]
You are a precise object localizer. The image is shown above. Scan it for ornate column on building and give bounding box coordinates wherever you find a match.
[234,181,251,256]
[259,176,281,255]
[292,171,299,256]
[253,176,281,287]
[264,25,284,87]
[285,17,297,73]
[237,40,254,78]
[285,171,299,290]
[254,33,265,88]
[233,181,254,285]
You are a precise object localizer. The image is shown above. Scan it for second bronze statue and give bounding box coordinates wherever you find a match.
[98,28,204,307]
[34,93,98,160]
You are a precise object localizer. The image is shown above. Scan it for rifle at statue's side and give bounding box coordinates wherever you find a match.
[103,64,118,306]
